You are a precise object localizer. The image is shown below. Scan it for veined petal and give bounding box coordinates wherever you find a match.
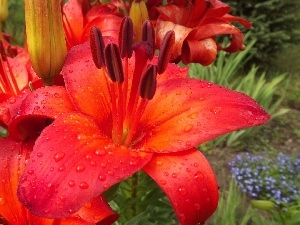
[0,138,34,224]
[155,20,192,61]
[143,148,218,225]
[182,38,217,65]
[139,78,270,153]
[62,42,113,137]
[81,14,122,43]
[0,89,31,126]
[17,112,153,218]
[9,86,75,141]
[63,0,84,49]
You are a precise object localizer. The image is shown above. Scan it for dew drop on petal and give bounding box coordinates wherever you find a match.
[160,180,167,185]
[156,160,163,166]
[79,182,89,189]
[195,203,201,210]
[37,152,43,157]
[188,112,198,119]
[95,149,106,156]
[178,213,186,222]
[98,175,106,181]
[27,170,34,175]
[172,173,178,178]
[54,152,65,162]
[107,170,114,176]
[178,187,187,195]
[184,124,193,132]
[194,171,204,182]
[68,180,75,187]
[0,197,5,205]
[76,164,85,172]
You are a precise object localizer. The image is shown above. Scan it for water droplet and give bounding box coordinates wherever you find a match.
[79,182,89,189]
[95,149,106,156]
[178,187,187,195]
[172,173,178,178]
[54,152,65,162]
[27,170,34,175]
[178,213,186,221]
[194,171,204,181]
[85,154,92,160]
[107,170,114,176]
[103,183,110,190]
[68,180,75,187]
[37,152,43,157]
[188,112,198,119]
[195,203,201,210]
[77,134,88,140]
[76,164,85,172]
[0,197,5,205]
[59,166,65,171]
[186,141,192,147]
[164,172,169,176]
[90,161,97,166]
[184,124,193,132]
[211,107,221,114]
[60,196,66,202]
[98,175,106,181]
[100,163,107,168]
[160,180,167,185]
[202,188,208,193]
[156,160,163,166]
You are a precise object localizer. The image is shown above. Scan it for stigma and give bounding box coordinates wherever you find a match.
[89,17,174,147]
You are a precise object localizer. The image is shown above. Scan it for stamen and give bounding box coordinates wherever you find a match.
[90,26,105,69]
[119,17,133,58]
[142,20,155,59]
[104,43,124,84]
[139,64,157,100]
[157,30,175,74]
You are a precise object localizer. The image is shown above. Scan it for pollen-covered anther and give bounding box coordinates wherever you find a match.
[142,20,155,59]
[139,64,157,100]
[119,17,133,58]
[104,43,124,84]
[90,26,105,69]
[157,30,175,74]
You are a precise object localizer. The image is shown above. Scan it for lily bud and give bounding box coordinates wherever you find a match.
[0,0,8,22]
[129,0,149,42]
[25,0,66,85]
[251,200,278,211]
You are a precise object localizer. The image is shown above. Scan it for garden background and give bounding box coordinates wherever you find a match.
[2,0,300,224]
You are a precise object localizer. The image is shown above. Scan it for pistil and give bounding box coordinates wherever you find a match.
[90,17,174,147]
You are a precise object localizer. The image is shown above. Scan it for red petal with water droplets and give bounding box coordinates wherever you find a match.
[139,78,270,153]
[0,89,31,126]
[17,112,152,218]
[63,0,84,49]
[8,86,75,141]
[0,138,34,224]
[143,148,219,225]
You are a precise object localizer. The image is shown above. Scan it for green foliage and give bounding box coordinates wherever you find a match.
[189,40,288,148]
[3,0,25,45]
[212,178,252,225]
[110,172,177,225]
[226,0,300,66]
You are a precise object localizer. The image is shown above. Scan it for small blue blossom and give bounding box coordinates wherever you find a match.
[229,153,300,204]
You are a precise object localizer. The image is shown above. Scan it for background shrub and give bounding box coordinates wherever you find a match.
[226,0,300,67]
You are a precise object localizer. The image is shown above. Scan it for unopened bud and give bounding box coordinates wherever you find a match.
[25,0,66,85]
[129,0,149,42]
[0,0,8,22]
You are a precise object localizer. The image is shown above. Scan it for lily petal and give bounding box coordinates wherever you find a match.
[17,112,153,218]
[9,86,75,141]
[143,148,218,225]
[139,78,270,153]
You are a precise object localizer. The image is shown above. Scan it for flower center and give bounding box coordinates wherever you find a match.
[89,17,174,147]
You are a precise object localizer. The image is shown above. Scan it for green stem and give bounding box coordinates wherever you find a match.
[131,173,138,217]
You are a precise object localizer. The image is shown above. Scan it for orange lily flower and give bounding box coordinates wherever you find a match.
[62,0,123,50]
[149,0,252,65]
[15,19,269,225]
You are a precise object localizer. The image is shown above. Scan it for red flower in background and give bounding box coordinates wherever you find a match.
[62,0,123,50]
[149,0,251,65]
[15,19,269,225]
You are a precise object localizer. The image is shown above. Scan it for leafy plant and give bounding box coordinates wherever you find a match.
[110,172,177,225]
[212,178,252,225]
[226,0,300,67]
[189,40,288,148]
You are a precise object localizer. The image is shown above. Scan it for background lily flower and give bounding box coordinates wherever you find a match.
[16,23,269,224]
[149,0,252,65]
[63,0,123,50]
